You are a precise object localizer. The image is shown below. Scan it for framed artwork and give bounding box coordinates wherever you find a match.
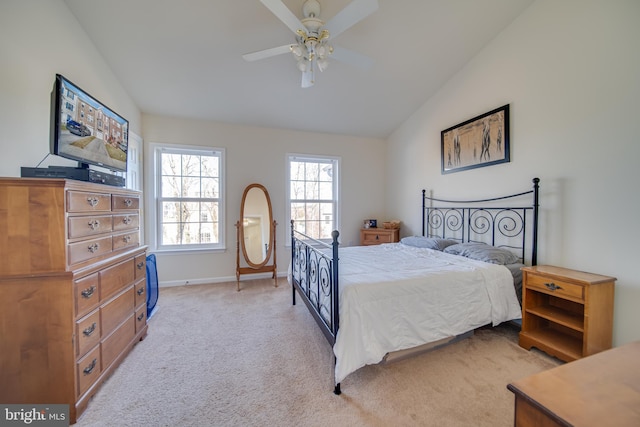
[441,104,510,174]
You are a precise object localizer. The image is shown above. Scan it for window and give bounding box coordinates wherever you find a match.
[287,154,339,241]
[152,144,225,251]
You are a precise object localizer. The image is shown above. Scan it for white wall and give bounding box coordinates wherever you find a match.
[387,0,640,347]
[0,0,141,177]
[142,114,386,285]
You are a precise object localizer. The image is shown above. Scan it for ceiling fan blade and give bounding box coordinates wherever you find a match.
[242,44,293,62]
[260,0,307,35]
[301,70,315,88]
[324,0,379,39]
[331,45,374,70]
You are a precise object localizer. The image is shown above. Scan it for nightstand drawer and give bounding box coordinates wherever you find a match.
[363,231,393,244]
[360,228,400,246]
[526,274,584,301]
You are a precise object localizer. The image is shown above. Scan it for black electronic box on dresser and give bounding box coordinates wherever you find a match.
[0,178,147,424]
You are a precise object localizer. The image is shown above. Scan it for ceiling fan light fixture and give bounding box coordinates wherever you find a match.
[291,44,304,58]
[246,0,379,88]
[317,58,329,72]
[316,43,331,59]
[297,59,310,72]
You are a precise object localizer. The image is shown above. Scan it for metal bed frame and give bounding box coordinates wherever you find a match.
[290,178,540,395]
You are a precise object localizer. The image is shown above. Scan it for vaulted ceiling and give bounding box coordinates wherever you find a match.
[64,0,534,138]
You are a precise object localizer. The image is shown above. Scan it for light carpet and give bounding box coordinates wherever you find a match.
[75,278,560,427]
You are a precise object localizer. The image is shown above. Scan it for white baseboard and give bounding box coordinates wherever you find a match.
[159,271,287,288]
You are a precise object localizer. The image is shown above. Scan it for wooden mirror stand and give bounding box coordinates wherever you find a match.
[235,183,277,291]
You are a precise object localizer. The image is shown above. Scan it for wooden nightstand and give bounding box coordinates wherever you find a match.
[360,228,399,246]
[519,265,615,362]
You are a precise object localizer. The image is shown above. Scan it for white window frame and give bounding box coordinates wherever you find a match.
[148,142,225,253]
[285,153,340,244]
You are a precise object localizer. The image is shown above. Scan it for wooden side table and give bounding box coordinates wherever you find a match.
[360,227,399,246]
[519,265,615,362]
[508,341,640,427]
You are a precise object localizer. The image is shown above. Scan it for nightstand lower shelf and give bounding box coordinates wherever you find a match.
[519,328,582,361]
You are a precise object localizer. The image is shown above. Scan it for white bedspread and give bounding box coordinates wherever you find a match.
[333,243,522,384]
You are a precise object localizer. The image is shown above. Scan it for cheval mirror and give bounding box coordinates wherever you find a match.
[235,183,277,291]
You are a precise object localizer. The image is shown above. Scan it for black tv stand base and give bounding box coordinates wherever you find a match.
[20,166,125,187]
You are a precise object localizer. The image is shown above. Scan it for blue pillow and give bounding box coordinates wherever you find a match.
[400,236,458,251]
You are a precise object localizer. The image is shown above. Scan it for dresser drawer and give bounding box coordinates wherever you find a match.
[68,214,113,239]
[526,273,584,302]
[101,314,135,369]
[134,277,147,308]
[68,235,112,265]
[68,191,111,213]
[112,194,139,211]
[100,258,135,300]
[77,346,101,397]
[112,213,139,232]
[101,286,135,336]
[135,305,147,334]
[112,230,139,251]
[135,254,146,280]
[74,273,100,317]
[76,310,101,358]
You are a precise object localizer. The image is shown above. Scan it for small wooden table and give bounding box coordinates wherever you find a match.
[507,341,640,426]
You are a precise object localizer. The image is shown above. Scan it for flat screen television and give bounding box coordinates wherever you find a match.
[50,74,129,173]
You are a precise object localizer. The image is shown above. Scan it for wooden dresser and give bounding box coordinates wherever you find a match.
[360,227,400,246]
[519,265,615,362]
[0,178,147,424]
[508,341,640,427]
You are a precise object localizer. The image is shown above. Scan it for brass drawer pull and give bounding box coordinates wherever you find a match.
[86,197,99,207]
[81,285,96,299]
[137,313,145,321]
[83,358,97,375]
[137,261,145,270]
[83,322,97,337]
[137,287,145,296]
[88,219,100,230]
[544,282,563,291]
[122,216,132,225]
[87,243,99,253]
[123,235,131,243]
[123,198,133,207]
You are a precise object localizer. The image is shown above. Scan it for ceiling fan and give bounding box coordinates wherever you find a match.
[243,0,379,88]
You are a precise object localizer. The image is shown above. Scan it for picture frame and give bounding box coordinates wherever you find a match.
[441,104,510,174]
[363,219,377,228]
